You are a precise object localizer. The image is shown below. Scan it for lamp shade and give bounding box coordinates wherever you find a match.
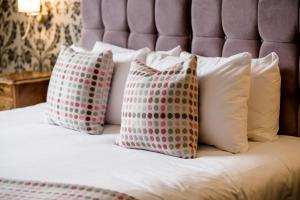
[18,0,40,13]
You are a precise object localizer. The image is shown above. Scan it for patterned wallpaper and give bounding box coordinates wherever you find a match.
[0,0,81,73]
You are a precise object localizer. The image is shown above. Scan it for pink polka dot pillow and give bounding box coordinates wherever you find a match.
[117,56,199,158]
[46,46,114,134]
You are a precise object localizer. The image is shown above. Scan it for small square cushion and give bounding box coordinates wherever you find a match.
[46,46,114,134]
[248,53,281,141]
[117,56,199,158]
[181,52,252,153]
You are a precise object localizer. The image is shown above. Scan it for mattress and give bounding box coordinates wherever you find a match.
[1,104,300,200]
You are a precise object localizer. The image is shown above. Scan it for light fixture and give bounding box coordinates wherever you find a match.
[18,0,42,40]
[17,0,41,14]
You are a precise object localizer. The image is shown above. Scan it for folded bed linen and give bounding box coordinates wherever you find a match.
[1,104,300,200]
[0,178,137,200]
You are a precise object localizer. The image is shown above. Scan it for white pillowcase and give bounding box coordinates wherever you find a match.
[92,42,150,125]
[70,44,87,52]
[146,46,182,66]
[148,55,187,71]
[92,42,182,125]
[181,52,252,153]
[92,42,134,54]
[248,53,281,142]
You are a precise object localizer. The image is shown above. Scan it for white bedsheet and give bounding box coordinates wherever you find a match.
[1,104,300,200]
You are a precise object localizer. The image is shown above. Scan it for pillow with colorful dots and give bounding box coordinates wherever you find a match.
[46,46,114,134]
[117,56,199,158]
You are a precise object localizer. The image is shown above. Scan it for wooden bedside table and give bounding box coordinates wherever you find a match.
[0,71,51,111]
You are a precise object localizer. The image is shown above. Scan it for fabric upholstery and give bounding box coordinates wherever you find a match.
[80,0,300,136]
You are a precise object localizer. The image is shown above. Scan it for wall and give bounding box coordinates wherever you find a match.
[0,0,81,73]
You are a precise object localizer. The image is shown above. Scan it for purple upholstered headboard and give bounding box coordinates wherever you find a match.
[80,0,300,137]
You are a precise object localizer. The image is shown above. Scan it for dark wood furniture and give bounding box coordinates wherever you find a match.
[0,71,51,111]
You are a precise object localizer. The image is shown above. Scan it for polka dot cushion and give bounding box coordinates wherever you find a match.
[46,46,114,134]
[117,56,199,158]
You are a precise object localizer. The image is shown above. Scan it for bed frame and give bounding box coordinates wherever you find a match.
[80,0,300,137]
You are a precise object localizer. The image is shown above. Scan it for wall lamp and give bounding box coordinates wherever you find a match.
[17,0,50,40]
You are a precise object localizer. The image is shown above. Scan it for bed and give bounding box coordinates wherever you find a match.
[1,0,300,199]
[1,104,300,200]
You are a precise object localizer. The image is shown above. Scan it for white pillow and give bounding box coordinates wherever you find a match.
[93,42,182,66]
[107,49,153,125]
[148,55,186,71]
[92,42,182,125]
[146,46,182,66]
[181,52,252,153]
[92,41,135,54]
[248,52,281,142]
[70,44,87,52]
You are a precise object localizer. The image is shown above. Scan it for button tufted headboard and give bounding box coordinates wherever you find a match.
[80,0,300,136]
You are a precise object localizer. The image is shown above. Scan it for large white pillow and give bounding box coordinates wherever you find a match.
[93,41,182,56]
[148,55,186,70]
[92,42,182,125]
[145,46,182,66]
[70,44,88,52]
[248,53,281,142]
[181,52,252,153]
[92,41,135,54]
[92,43,150,125]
